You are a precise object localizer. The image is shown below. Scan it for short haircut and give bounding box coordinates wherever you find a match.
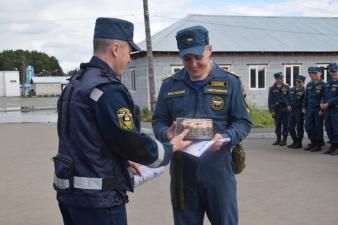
[93,38,114,53]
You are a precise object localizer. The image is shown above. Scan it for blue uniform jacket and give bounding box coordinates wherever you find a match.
[268,83,289,113]
[88,56,173,167]
[322,79,338,109]
[303,79,326,110]
[152,62,252,148]
[55,56,172,208]
[288,86,305,111]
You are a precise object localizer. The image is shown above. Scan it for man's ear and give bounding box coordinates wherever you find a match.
[111,42,119,57]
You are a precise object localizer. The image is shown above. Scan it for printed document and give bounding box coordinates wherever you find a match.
[184,138,231,157]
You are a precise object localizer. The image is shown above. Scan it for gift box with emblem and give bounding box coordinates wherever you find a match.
[175,118,213,140]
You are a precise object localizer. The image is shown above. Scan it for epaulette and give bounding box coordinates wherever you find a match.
[227,71,240,79]
[161,73,173,81]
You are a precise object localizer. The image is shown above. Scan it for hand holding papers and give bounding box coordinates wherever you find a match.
[183,138,231,157]
[134,166,165,187]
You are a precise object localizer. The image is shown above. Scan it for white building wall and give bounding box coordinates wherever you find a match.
[126,53,338,109]
[33,83,62,96]
[0,71,20,97]
[0,72,5,96]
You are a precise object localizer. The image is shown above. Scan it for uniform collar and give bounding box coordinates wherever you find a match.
[173,62,220,81]
[173,62,222,87]
[89,56,119,80]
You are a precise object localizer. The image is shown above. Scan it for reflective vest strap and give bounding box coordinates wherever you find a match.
[74,176,102,190]
[54,175,70,189]
[54,175,121,190]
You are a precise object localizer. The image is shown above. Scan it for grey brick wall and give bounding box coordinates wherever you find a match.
[124,53,338,109]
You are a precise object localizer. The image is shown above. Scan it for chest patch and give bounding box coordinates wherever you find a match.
[208,80,227,87]
[282,87,288,95]
[167,90,188,97]
[331,86,337,92]
[117,108,134,130]
[210,96,225,111]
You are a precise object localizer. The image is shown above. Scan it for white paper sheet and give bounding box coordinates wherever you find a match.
[134,166,165,187]
[183,138,231,157]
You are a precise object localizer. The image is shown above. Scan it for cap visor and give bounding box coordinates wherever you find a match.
[179,45,206,58]
[129,41,141,52]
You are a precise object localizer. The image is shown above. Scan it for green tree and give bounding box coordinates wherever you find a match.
[0,49,64,83]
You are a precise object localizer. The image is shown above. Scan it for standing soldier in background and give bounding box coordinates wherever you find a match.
[287,75,306,149]
[303,67,326,152]
[321,63,338,155]
[268,72,290,146]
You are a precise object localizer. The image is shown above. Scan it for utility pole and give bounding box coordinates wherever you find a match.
[143,0,156,111]
[21,55,26,97]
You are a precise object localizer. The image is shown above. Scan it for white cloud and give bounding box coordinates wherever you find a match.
[0,0,337,73]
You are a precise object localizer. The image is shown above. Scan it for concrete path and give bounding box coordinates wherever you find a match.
[0,123,337,225]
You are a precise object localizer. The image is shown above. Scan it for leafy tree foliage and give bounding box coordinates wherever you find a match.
[0,49,64,82]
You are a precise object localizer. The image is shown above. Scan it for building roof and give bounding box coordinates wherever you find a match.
[137,14,338,53]
[31,76,70,84]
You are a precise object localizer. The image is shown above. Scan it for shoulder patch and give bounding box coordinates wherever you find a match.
[161,73,173,81]
[117,108,134,130]
[90,88,103,102]
[227,71,240,79]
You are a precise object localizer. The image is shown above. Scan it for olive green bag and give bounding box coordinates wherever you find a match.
[231,143,246,174]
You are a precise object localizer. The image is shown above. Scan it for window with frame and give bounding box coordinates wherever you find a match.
[284,65,300,87]
[317,64,330,82]
[249,65,266,89]
[171,65,183,74]
[130,68,136,91]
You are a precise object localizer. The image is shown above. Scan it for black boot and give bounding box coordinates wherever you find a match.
[293,138,303,149]
[273,136,281,145]
[324,144,335,154]
[279,136,287,146]
[304,141,315,151]
[310,140,322,152]
[287,142,296,148]
[329,143,338,156]
[321,139,325,146]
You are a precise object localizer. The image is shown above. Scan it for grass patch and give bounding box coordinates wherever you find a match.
[140,107,274,128]
[249,108,274,128]
[140,107,153,122]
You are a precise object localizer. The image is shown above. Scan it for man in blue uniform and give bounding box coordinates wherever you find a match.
[287,75,306,149]
[303,67,326,152]
[321,63,338,155]
[152,25,252,225]
[53,18,192,225]
[268,72,290,146]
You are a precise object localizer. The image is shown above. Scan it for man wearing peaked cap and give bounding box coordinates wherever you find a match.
[153,25,252,225]
[321,63,338,155]
[268,72,290,146]
[303,66,326,152]
[53,17,192,225]
[287,75,306,149]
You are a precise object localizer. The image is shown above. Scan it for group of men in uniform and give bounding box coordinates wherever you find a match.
[268,63,338,156]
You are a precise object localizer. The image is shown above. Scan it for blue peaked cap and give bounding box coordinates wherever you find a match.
[274,72,284,79]
[94,17,141,52]
[295,75,306,82]
[176,25,209,58]
[308,67,321,73]
[327,63,338,72]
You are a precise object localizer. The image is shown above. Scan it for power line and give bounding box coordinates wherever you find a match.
[0,15,136,24]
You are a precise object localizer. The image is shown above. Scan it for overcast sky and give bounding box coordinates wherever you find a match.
[1,0,337,73]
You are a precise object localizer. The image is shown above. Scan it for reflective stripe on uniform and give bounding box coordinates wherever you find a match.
[74,176,103,190]
[54,175,70,189]
[54,175,104,190]
[147,140,165,168]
